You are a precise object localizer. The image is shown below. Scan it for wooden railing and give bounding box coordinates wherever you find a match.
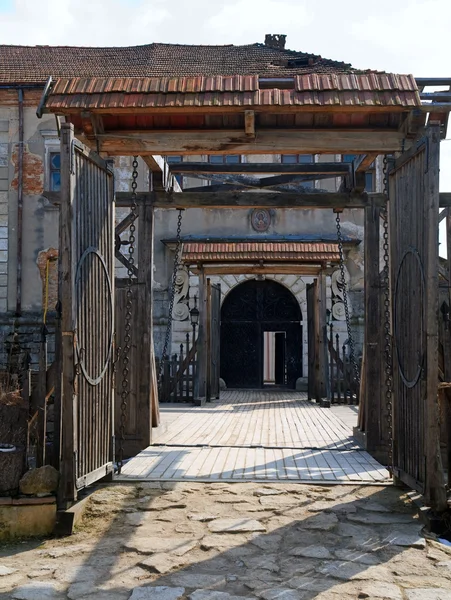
[157,333,197,403]
[327,323,360,405]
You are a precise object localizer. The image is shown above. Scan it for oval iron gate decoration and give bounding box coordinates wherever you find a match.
[75,246,114,386]
[393,247,425,389]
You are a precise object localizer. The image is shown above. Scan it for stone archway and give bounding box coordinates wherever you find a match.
[220,279,303,389]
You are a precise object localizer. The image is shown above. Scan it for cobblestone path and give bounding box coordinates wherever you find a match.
[1,482,451,599]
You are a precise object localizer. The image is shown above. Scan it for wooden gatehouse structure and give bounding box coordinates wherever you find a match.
[36,63,451,510]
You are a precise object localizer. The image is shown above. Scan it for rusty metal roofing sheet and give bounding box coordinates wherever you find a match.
[182,242,341,263]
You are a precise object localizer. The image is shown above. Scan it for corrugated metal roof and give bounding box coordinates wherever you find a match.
[45,73,420,110]
[182,242,341,263]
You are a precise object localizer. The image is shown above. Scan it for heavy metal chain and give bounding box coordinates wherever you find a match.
[382,155,394,472]
[158,209,184,386]
[335,210,360,386]
[117,157,139,474]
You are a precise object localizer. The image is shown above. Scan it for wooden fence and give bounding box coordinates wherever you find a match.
[327,323,360,405]
[157,333,197,403]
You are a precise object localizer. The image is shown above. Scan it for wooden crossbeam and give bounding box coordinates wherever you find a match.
[97,129,408,155]
[42,190,451,209]
[168,163,352,175]
[189,264,322,276]
[115,190,386,209]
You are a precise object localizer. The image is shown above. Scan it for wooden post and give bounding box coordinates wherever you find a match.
[194,267,207,406]
[362,200,388,462]
[58,123,77,505]
[423,126,446,510]
[136,193,156,444]
[206,278,212,402]
[36,325,48,467]
[317,269,329,405]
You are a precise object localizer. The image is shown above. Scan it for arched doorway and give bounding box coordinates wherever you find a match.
[220,279,303,389]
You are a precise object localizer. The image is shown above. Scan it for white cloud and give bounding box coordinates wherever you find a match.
[0,0,171,46]
[0,0,449,200]
[207,0,313,40]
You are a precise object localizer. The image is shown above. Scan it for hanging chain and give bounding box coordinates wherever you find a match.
[117,157,139,474]
[158,209,184,387]
[382,155,394,473]
[335,210,360,386]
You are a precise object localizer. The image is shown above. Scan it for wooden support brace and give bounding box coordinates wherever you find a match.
[244,110,255,137]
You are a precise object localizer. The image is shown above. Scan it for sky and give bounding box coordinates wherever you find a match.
[1,0,450,247]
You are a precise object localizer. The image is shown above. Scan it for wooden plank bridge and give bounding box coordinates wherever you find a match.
[117,391,389,483]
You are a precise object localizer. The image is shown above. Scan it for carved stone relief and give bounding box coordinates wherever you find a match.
[172,265,190,321]
[331,268,351,321]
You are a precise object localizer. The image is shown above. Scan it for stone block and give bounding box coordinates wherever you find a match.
[0,501,56,541]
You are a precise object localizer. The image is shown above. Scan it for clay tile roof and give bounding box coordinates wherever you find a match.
[0,42,355,84]
[45,73,420,110]
[182,241,342,263]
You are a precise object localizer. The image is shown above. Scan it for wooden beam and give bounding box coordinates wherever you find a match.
[354,154,378,172]
[189,264,322,275]
[96,129,408,155]
[156,162,352,175]
[363,199,388,462]
[46,189,451,208]
[245,110,255,137]
[115,191,386,209]
[141,155,182,193]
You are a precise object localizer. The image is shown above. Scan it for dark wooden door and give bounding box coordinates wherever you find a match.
[389,127,446,509]
[58,125,115,503]
[220,280,302,389]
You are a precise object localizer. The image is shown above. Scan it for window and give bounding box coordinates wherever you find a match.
[208,155,241,164]
[281,154,313,164]
[281,154,314,188]
[167,155,183,188]
[49,152,61,192]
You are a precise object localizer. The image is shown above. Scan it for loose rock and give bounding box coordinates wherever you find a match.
[19,465,59,496]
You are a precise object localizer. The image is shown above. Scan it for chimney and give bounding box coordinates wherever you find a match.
[264,34,287,50]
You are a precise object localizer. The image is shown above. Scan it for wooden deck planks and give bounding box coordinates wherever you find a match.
[118,390,390,483]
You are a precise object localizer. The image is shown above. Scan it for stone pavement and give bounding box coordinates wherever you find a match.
[1,482,451,599]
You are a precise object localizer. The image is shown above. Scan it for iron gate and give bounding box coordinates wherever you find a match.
[389,127,446,508]
[220,279,302,389]
[58,124,115,503]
